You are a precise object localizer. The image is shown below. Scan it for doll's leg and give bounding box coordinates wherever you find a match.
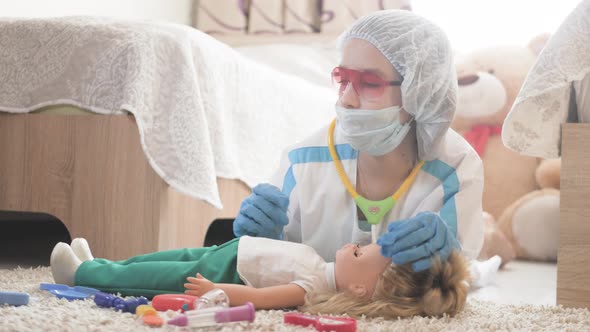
[68,237,207,264]
[75,238,243,298]
[113,238,241,264]
[50,242,82,286]
[68,238,224,265]
[71,238,94,261]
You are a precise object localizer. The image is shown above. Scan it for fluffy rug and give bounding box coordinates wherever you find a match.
[1,266,589,331]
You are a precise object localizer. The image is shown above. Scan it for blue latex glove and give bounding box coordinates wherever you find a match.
[233,183,290,239]
[377,211,460,272]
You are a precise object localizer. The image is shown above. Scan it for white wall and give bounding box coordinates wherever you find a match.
[1,0,582,52]
[413,0,581,52]
[0,0,193,25]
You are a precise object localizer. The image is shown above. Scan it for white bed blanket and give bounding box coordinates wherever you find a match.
[0,16,336,208]
[502,0,590,158]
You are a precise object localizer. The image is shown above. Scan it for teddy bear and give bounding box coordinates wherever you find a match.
[452,34,560,265]
[494,158,560,262]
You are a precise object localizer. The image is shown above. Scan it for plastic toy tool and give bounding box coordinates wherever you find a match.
[39,283,99,301]
[151,294,199,312]
[94,292,148,313]
[194,289,229,310]
[284,312,357,332]
[167,302,255,327]
[0,291,29,306]
[151,289,231,312]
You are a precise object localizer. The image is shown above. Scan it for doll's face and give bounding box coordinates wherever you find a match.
[334,243,391,298]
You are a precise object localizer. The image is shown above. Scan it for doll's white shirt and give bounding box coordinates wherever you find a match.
[236,236,336,295]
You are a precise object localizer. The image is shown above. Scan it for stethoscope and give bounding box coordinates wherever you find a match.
[327,118,424,225]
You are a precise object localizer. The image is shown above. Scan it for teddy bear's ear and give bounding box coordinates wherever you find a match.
[528,33,551,56]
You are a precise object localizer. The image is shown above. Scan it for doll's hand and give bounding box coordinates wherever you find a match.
[184,273,215,296]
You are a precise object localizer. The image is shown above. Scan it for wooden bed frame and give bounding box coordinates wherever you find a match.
[0,113,250,260]
[0,34,337,261]
[557,123,590,309]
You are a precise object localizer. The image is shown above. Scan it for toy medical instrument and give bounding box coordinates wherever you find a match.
[136,304,157,316]
[151,293,199,312]
[142,314,165,327]
[94,291,148,313]
[328,119,424,225]
[0,290,29,306]
[167,302,255,327]
[39,283,99,301]
[195,288,230,309]
[135,304,164,327]
[284,312,356,332]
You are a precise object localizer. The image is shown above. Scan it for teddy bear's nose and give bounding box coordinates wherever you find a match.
[458,74,479,86]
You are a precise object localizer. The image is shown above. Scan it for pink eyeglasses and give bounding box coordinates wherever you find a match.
[331,66,402,100]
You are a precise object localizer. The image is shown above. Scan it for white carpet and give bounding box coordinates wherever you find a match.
[1,266,589,332]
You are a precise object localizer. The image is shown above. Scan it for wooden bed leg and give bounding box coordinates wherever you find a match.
[557,123,590,309]
[157,178,250,252]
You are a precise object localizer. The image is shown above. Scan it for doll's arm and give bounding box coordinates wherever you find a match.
[184,273,305,309]
[208,283,305,309]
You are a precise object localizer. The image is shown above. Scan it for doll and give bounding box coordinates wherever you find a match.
[51,237,469,319]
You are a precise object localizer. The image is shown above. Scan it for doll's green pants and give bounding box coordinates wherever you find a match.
[75,238,243,298]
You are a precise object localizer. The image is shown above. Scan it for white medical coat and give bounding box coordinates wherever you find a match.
[270,125,485,262]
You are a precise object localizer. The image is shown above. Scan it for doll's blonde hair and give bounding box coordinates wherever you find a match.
[300,250,470,319]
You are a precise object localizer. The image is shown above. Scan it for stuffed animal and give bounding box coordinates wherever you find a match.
[453,34,559,265]
[496,158,560,262]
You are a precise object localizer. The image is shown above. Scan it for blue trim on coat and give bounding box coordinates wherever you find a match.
[422,159,459,237]
[282,144,357,196]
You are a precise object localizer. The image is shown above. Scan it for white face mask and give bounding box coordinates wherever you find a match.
[335,105,412,156]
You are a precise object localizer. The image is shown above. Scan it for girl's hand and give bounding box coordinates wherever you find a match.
[233,183,289,239]
[184,273,215,296]
[377,211,459,272]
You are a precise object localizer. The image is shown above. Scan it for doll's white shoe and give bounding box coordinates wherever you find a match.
[50,242,82,286]
[70,238,94,262]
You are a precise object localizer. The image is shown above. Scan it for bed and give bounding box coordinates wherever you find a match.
[0,1,410,260]
[501,0,590,309]
[0,109,252,260]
